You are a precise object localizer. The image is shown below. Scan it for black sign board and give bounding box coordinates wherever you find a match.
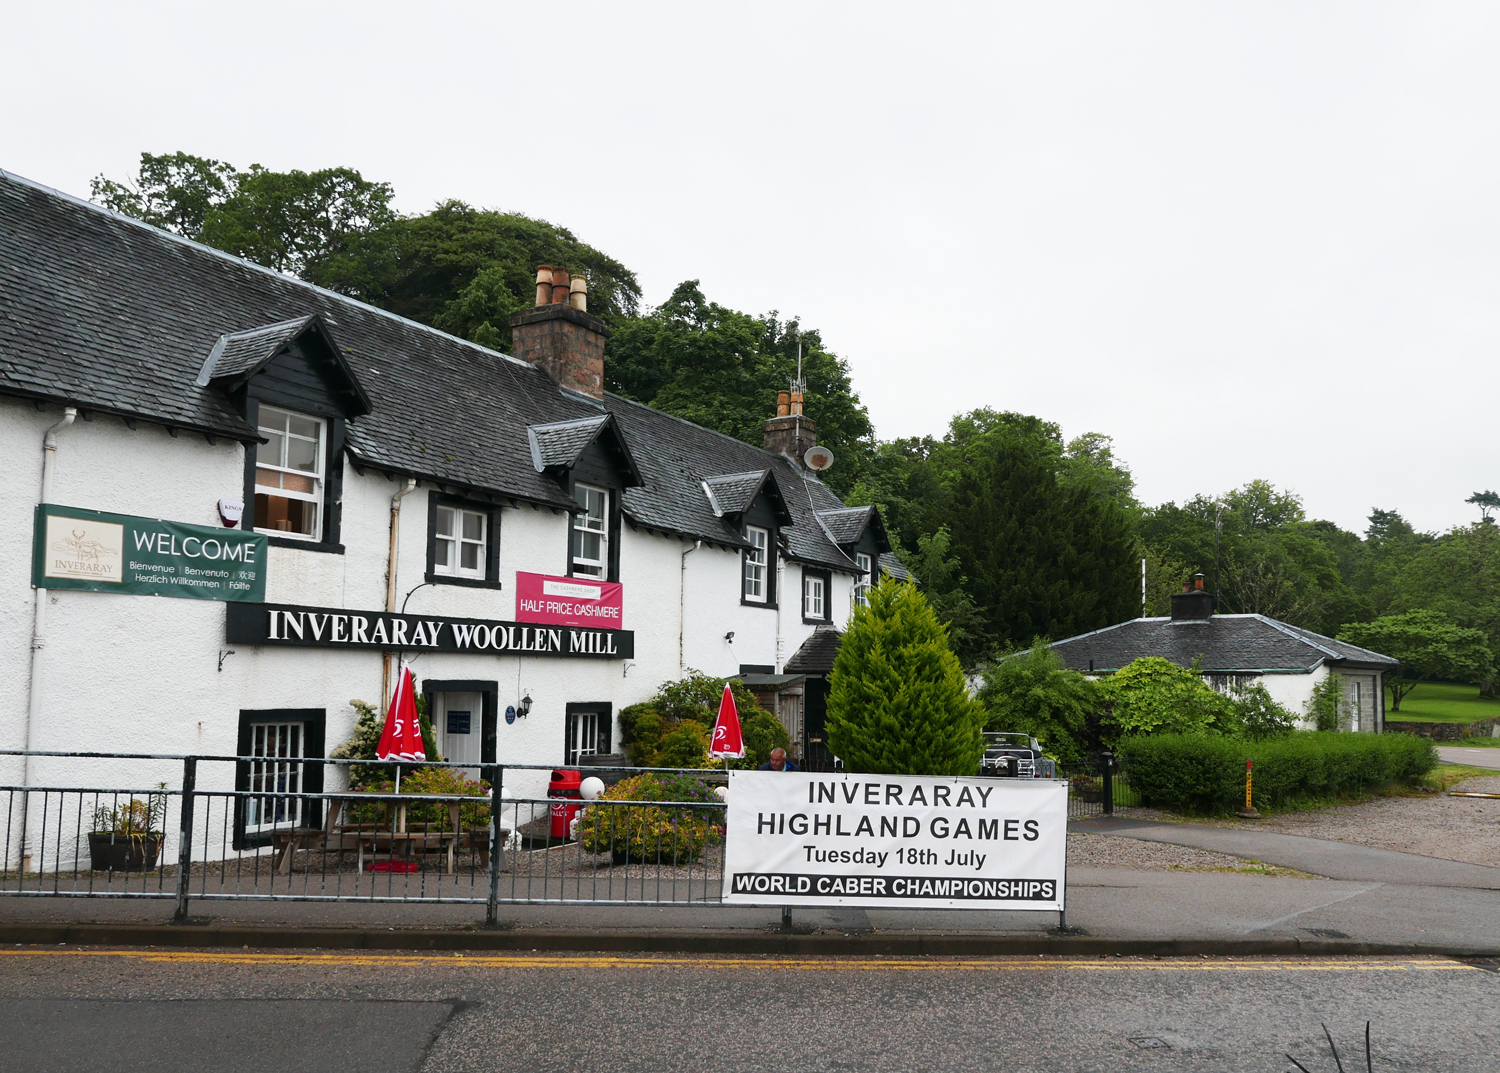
[226,602,634,660]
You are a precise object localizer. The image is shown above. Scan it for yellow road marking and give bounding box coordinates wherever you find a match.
[0,949,1478,972]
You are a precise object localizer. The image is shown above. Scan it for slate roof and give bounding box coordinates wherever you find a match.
[702,470,770,517]
[816,506,873,546]
[197,318,311,383]
[1051,614,1399,674]
[785,627,844,675]
[0,169,864,570]
[528,415,609,470]
[878,552,911,582]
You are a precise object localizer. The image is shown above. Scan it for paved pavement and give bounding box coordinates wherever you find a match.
[1439,745,1500,769]
[0,819,1495,953]
[1,946,1496,1072]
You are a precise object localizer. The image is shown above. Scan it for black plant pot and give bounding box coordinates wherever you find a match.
[87,832,163,872]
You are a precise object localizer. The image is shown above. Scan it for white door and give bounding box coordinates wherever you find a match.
[436,692,483,778]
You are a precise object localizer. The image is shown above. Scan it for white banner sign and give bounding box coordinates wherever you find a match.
[722,771,1068,911]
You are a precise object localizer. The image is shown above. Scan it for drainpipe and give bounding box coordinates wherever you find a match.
[21,406,77,871]
[679,539,701,675]
[382,479,417,708]
[775,551,786,672]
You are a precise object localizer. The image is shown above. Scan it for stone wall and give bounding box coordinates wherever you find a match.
[1385,718,1500,741]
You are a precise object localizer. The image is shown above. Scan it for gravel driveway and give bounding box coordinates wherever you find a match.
[1065,831,1319,876]
[1249,774,1500,867]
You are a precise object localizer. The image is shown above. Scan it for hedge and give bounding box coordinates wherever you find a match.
[1114,732,1437,813]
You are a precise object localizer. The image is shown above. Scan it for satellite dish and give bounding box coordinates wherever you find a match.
[804,445,835,472]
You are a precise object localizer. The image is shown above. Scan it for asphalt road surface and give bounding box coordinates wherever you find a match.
[1,948,1496,1073]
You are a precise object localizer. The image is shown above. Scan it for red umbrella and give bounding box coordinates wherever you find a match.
[377,664,426,783]
[709,684,745,760]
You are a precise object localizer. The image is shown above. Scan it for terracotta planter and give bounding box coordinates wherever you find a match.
[87,832,163,872]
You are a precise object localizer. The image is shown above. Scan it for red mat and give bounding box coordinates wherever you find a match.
[365,860,421,873]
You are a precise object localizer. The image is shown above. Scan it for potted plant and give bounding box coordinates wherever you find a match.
[88,788,167,872]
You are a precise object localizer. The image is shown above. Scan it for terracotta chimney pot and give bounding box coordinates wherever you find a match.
[550,268,571,305]
[776,390,790,417]
[535,266,553,307]
[569,275,588,311]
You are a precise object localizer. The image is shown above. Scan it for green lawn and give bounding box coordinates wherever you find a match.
[1387,680,1500,723]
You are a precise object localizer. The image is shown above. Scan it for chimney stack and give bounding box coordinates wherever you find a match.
[763,391,818,461]
[1170,573,1215,622]
[511,265,610,399]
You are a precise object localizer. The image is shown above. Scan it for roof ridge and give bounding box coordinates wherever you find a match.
[1251,614,1346,659]
[605,392,810,472]
[0,167,542,376]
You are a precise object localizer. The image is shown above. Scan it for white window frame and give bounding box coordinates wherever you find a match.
[254,405,326,542]
[571,484,609,579]
[434,504,488,580]
[803,572,826,620]
[244,721,305,834]
[570,710,601,763]
[743,526,769,602]
[854,552,873,606]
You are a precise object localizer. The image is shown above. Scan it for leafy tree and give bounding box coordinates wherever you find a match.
[940,416,1139,650]
[605,282,873,496]
[825,577,987,775]
[1467,490,1500,525]
[896,526,985,666]
[93,152,398,279]
[975,642,1101,763]
[1338,609,1494,711]
[616,672,785,769]
[1100,657,1238,740]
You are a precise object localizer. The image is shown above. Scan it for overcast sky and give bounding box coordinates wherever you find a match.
[4,3,1495,535]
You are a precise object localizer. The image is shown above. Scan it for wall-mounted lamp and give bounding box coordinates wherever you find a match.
[622,660,636,678]
[518,693,533,719]
[724,631,735,644]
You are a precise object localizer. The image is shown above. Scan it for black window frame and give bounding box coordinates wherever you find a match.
[241,397,347,555]
[420,679,499,766]
[425,494,504,589]
[232,707,325,850]
[564,702,614,765]
[801,568,833,625]
[566,483,622,583]
[741,524,777,608]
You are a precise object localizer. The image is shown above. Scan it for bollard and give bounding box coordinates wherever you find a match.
[1237,756,1261,819]
[1101,752,1114,816]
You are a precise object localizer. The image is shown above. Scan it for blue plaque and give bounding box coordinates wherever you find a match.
[505,705,516,725]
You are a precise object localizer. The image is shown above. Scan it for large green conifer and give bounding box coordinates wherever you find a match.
[824,577,987,775]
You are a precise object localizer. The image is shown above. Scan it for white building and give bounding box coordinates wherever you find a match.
[1049,578,1398,731]
[0,169,898,862]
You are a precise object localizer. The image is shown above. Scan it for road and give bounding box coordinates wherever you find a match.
[1438,745,1500,769]
[1,948,1496,1072]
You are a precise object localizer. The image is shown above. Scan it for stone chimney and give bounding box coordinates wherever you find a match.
[510,265,610,399]
[1170,573,1215,622]
[762,386,818,460]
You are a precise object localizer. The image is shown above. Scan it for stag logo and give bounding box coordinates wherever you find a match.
[43,515,123,582]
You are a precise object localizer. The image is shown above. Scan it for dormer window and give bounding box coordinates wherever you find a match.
[743,526,769,602]
[254,406,325,540]
[571,484,609,579]
[855,552,873,606]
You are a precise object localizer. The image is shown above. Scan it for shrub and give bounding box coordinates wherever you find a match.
[575,772,717,863]
[1100,658,1238,741]
[618,672,782,768]
[1116,732,1437,813]
[1231,684,1296,741]
[825,576,987,775]
[1304,675,1344,732]
[976,641,1101,763]
[332,696,441,785]
[346,766,491,829]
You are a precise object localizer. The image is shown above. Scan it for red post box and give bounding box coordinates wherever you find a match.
[548,769,583,839]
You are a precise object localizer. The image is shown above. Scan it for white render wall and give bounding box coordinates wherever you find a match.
[2,396,862,866]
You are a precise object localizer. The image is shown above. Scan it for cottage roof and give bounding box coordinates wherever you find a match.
[0,169,863,569]
[785,627,844,675]
[1051,614,1399,674]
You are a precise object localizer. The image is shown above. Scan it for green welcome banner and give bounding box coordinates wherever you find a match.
[32,504,267,602]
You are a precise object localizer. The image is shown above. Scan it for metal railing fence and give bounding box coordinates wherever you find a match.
[0,750,727,924]
[1060,752,1141,819]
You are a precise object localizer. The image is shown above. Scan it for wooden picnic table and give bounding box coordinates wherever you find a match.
[271,792,498,875]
